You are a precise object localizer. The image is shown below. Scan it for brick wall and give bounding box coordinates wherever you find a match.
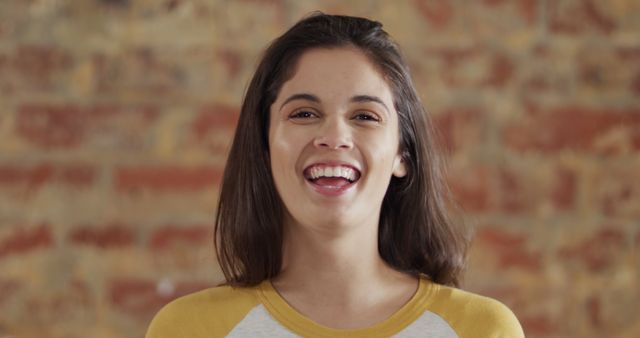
[0,1,638,337]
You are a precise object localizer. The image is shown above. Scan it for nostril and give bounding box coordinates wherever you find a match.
[313,137,352,150]
[314,140,330,148]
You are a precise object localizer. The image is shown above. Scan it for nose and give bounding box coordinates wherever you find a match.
[313,117,353,150]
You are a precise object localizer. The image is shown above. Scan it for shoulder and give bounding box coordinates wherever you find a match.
[146,284,261,338]
[426,282,525,338]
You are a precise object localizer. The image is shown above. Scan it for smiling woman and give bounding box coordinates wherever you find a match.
[146,12,524,338]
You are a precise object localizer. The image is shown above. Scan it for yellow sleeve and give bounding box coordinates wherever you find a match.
[428,285,525,338]
[459,296,525,338]
[145,286,260,338]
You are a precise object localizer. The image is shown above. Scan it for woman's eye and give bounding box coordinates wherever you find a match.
[353,112,380,122]
[289,110,317,119]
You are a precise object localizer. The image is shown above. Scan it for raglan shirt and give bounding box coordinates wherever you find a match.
[146,277,525,338]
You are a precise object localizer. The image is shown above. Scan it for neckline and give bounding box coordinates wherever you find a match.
[256,276,436,338]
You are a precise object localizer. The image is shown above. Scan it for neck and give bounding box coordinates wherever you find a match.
[272,215,416,309]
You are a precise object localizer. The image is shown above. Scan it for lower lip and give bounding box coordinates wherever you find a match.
[305,179,357,197]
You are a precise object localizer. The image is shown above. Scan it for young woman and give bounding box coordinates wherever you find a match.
[147,13,524,338]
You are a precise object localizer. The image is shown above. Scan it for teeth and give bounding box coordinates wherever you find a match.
[307,165,358,182]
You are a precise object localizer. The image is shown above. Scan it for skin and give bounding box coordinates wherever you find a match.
[268,47,418,329]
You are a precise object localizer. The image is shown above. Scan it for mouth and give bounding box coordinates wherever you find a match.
[303,163,361,195]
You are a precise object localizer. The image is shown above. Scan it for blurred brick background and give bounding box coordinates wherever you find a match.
[0,0,638,337]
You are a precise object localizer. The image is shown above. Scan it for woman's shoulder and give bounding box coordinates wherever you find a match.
[145,284,261,338]
[424,281,525,338]
[161,283,259,312]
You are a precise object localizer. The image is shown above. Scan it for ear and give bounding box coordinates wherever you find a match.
[392,153,407,178]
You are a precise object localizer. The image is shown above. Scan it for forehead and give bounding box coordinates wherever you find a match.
[276,47,394,105]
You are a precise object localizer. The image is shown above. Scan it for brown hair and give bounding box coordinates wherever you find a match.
[215,13,468,287]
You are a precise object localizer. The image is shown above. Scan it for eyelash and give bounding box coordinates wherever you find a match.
[289,110,318,119]
[352,112,380,122]
[288,110,381,123]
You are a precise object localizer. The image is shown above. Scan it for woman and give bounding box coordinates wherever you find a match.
[147,13,524,338]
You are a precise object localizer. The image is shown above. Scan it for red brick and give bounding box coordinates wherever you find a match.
[483,52,514,87]
[23,278,93,323]
[0,52,8,74]
[617,46,640,61]
[16,104,158,149]
[17,105,84,147]
[91,48,183,95]
[191,104,239,141]
[482,0,505,6]
[165,0,181,11]
[69,224,135,249]
[149,225,210,250]
[601,185,633,217]
[499,250,542,272]
[496,165,576,214]
[586,296,602,328]
[549,0,616,34]
[631,72,640,96]
[47,279,92,314]
[576,45,635,97]
[413,0,455,30]
[189,104,239,155]
[427,48,515,88]
[115,165,222,192]
[58,165,96,186]
[517,0,537,24]
[477,227,528,249]
[498,168,526,213]
[0,279,21,305]
[425,46,479,65]
[424,46,480,86]
[216,49,243,79]
[551,168,576,210]
[476,227,542,272]
[238,0,284,4]
[0,225,54,259]
[596,163,640,218]
[521,52,568,96]
[448,165,493,212]
[109,279,161,317]
[109,278,209,318]
[558,227,627,272]
[0,164,53,190]
[0,163,96,190]
[104,0,130,7]
[520,313,557,337]
[12,45,73,89]
[432,107,486,154]
[503,106,640,153]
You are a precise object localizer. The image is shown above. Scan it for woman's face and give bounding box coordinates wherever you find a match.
[269,47,406,231]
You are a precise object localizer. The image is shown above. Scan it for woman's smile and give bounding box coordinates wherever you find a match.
[303,161,361,197]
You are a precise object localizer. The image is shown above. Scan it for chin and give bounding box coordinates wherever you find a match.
[297,210,369,231]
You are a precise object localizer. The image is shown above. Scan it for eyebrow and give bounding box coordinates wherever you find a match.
[280,93,320,110]
[350,95,390,114]
[279,93,390,114]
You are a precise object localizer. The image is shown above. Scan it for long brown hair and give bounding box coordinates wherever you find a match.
[215,13,468,287]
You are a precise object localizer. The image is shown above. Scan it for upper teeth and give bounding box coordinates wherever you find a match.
[308,166,357,182]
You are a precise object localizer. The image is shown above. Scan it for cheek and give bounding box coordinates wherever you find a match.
[269,128,305,169]
[362,132,401,166]
[269,136,287,168]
